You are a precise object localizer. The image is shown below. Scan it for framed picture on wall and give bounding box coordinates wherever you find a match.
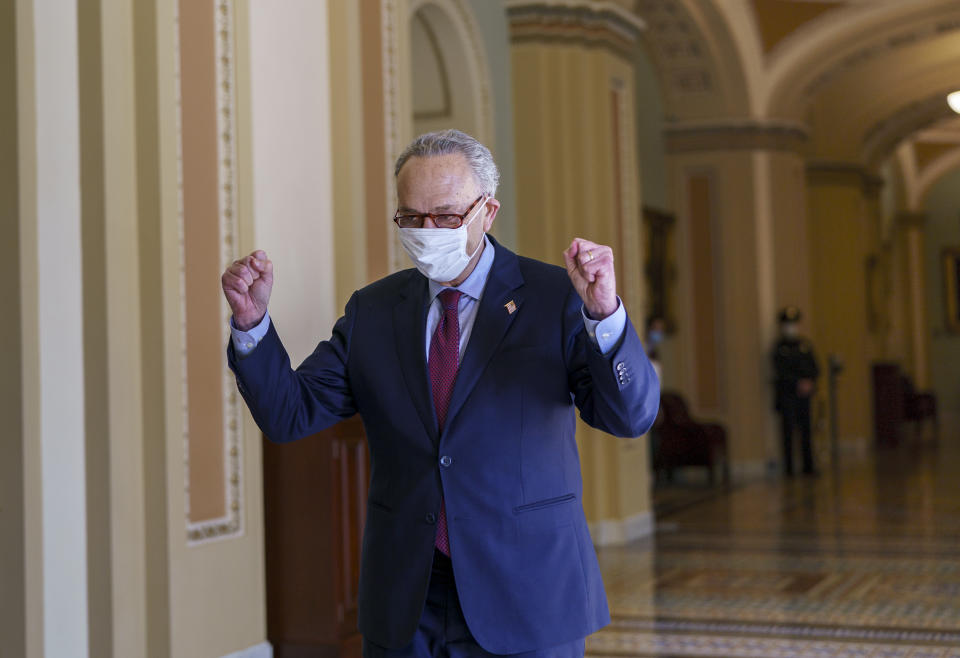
[944,247,960,333]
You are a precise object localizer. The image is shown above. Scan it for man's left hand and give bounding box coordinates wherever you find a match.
[563,238,618,320]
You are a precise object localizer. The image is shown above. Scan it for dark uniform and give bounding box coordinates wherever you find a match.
[772,307,819,476]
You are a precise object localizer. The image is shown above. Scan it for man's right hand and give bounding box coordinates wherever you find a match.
[222,250,273,330]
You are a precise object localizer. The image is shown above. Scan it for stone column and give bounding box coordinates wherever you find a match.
[15,0,89,655]
[509,2,652,544]
[665,122,809,476]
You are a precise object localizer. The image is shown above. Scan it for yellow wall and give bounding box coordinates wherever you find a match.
[328,0,369,307]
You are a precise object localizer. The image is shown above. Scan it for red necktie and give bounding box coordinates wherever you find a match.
[430,289,462,556]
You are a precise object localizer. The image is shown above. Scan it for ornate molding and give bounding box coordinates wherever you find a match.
[664,121,808,154]
[382,0,401,273]
[506,0,645,60]
[175,0,244,546]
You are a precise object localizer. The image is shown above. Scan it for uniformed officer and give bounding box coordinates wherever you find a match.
[772,307,819,476]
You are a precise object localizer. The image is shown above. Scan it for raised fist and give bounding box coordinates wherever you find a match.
[221,250,274,330]
[562,238,618,320]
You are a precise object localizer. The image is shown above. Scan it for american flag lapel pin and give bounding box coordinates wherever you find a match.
[504,300,517,315]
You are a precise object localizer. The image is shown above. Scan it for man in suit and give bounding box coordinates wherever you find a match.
[222,130,659,657]
[772,306,820,476]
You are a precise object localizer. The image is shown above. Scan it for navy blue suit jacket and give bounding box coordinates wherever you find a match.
[228,239,660,653]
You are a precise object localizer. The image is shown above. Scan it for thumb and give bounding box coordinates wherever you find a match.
[562,241,578,274]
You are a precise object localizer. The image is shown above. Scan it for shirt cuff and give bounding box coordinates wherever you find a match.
[231,311,271,357]
[582,298,626,355]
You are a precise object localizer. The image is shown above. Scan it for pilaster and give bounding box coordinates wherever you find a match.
[510,1,651,543]
[18,0,89,654]
[665,121,810,475]
[805,161,879,447]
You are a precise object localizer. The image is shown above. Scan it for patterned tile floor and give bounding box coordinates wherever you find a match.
[588,438,960,657]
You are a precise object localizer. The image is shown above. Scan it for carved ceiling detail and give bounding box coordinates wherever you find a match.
[634,0,715,98]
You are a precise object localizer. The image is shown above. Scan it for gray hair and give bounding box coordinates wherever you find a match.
[394,129,500,197]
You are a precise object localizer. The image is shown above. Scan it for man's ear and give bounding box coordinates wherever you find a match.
[482,198,501,231]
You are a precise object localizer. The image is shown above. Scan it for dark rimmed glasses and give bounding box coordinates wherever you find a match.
[393,195,485,229]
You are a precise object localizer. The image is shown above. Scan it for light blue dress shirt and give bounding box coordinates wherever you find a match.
[231,235,627,358]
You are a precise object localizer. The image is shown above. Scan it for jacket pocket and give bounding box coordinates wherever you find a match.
[367,499,393,514]
[513,493,576,514]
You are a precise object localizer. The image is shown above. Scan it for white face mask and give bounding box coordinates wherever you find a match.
[398,199,485,282]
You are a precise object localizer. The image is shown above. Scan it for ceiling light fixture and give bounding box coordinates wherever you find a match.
[949,91,960,114]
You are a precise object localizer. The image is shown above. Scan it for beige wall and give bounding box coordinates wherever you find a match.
[3,0,339,655]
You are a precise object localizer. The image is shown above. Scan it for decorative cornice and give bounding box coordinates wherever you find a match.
[506,0,645,60]
[664,121,808,154]
[806,160,884,197]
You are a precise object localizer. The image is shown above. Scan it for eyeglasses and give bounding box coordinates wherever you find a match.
[393,195,484,229]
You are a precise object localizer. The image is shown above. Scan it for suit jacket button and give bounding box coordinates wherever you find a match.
[440,455,453,468]
[426,512,437,524]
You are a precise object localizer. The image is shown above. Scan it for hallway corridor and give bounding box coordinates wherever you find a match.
[588,439,960,657]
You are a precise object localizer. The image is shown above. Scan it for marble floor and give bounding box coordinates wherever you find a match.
[588,438,960,657]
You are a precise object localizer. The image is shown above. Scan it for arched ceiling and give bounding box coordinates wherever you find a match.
[632,0,960,184]
[633,0,751,121]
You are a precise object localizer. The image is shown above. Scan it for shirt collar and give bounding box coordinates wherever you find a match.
[429,234,495,302]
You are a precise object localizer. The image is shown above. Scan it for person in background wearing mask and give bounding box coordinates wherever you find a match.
[221,129,660,657]
[772,306,820,477]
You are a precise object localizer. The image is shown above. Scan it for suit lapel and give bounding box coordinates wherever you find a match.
[444,243,525,432]
[392,273,438,443]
